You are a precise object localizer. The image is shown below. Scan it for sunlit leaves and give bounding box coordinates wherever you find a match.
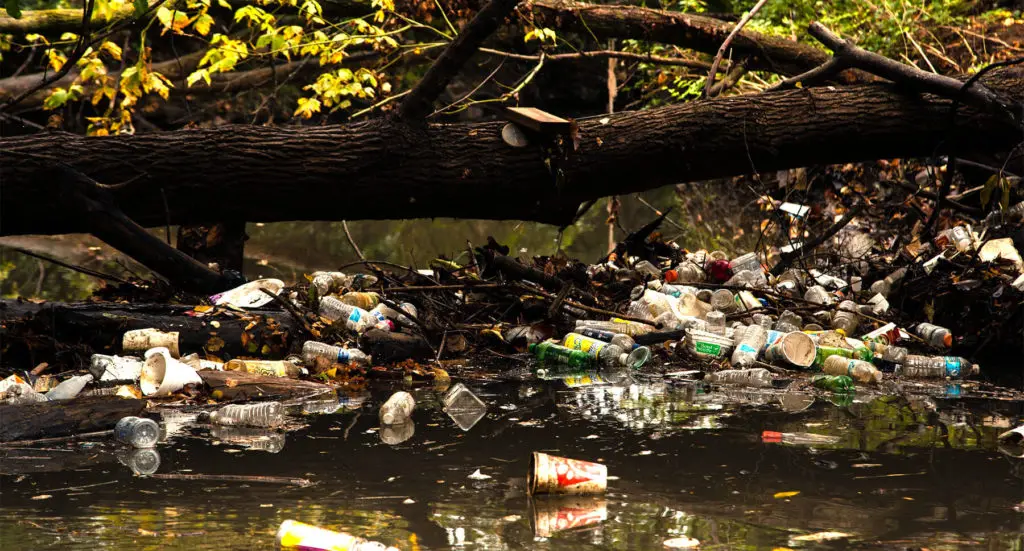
[982,174,1018,211]
[193,12,214,35]
[46,48,67,71]
[293,97,321,118]
[234,5,275,30]
[524,27,557,44]
[156,6,191,33]
[43,85,83,110]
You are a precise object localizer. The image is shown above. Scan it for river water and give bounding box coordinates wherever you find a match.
[1,374,1022,550]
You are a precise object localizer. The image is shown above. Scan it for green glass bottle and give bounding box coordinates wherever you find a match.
[813,345,873,367]
[529,342,596,370]
[811,374,855,392]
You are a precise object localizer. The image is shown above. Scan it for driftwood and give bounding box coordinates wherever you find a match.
[0,396,145,441]
[198,370,331,401]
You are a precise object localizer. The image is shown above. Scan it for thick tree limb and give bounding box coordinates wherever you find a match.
[2,70,1022,235]
[399,0,521,119]
[478,47,712,69]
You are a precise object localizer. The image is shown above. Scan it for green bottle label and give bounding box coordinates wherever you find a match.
[695,341,722,355]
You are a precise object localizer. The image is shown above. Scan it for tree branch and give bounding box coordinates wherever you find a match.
[704,0,768,98]
[398,0,521,120]
[478,47,713,70]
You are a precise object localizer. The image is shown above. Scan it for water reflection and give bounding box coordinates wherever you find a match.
[209,426,287,453]
[380,421,415,445]
[115,447,161,475]
[529,496,607,538]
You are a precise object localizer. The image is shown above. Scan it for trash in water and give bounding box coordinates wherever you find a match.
[528,452,608,495]
[442,383,487,432]
[275,520,400,551]
[114,416,160,448]
[209,278,284,308]
[379,391,415,425]
[529,496,607,537]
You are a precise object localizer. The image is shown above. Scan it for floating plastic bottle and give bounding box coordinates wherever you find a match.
[302,341,372,367]
[634,260,662,278]
[379,391,415,425]
[319,296,377,333]
[813,345,873,367]
[626,289,677,321]
[804,285,834,305]
[45,374,94,400]
[731,324,767,368]
[208,401,285,428]
[372,301,418,327]
[676,292,713,319]
[822,356,882,384]
[914,322,952,348]
[774,310,802,333]
[831,300,860,335]
[869,267,907,297]
[114,416,161,448]
[762,430,840,446]
[574,327,637,350]
[225,358,306,378]
[897,355,979,379]
[561,333,651,368]
[339,291,381,311]
[309,271,378,300]
[530,341,596,370]
[575,319,655,337]
[705,368,773,388]
[277,520,399,551]
[849,338,907,364]
[811,374,854,392]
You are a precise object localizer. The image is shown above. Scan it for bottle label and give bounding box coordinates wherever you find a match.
[348,309,363,323]
[943,357,962,377]
[737,343,757,354]
[565,334,604,355]
[695,341,722,355]
[337,349,351,363]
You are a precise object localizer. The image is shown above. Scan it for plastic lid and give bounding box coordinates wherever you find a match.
[969,363,980,376]
[664,269,679,283]
[761,430,783,443]
[942,333,953,347]
[626,346,652,369]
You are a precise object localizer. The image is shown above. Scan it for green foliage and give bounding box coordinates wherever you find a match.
[4,0,21,18]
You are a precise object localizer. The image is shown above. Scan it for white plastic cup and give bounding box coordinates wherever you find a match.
[140,347,203,396]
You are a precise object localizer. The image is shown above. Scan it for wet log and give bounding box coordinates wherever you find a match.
[0,299,304,364]
[1,71,1022,234]
[0,396,145,441]
[359,328,435,363]
[198,370,332,401]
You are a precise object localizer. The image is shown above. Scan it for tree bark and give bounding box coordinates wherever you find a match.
[0,396,146,442]
[2,70,1022,235]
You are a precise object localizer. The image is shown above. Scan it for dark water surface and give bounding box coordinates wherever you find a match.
[1,375,1022,550]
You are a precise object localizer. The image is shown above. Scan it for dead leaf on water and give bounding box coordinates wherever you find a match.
[31,494,52,500]
[774,491,800,499]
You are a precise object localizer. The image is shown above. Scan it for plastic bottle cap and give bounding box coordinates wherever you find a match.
[761,431,783,443]
[942,334,952,347]
[664,269,679,283]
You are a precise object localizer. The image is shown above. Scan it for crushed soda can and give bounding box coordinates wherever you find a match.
[528,452,608,495]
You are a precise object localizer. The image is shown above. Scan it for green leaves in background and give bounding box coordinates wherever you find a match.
[5,0,22,19]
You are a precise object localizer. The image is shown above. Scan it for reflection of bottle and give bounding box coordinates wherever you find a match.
[116,447,161,475]
[704,368,773,388]
[114,416,161,448]
[210,425,286,453]
[277,520,399,551]
[379,391,415,425]
[811,374,854,392]
[208,401,285,428]
[762,430,839,446]
[380,420,415,445]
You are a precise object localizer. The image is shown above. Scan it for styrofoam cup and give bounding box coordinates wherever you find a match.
[140,347,203,396]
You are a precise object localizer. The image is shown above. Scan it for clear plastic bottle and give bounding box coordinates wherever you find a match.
[869,267,907,297]
[710,289,737,313]
[340,291,381,311]
[45,374,94,400]
[114,416,161,448]
[667,262,705,284]
[762,430,840,446]
[654,312,705,331]
[773,270,803,297]
[225,358,306,378]
[731,324,767,367]
[804,285,834,305]
[634,260,662,278]
[831,300,860,336]
[897,355,979,379]
[822,356,882,384]
[372,301,418,327]
[309,272,378,298]
[729,252,761,274]
[575,319,655,337]
[319,296,377,333]
[774,310,802,333]
[627,288,677,321]
[562,333,651,368]
[676,292,712,319]
[302,341,372,366]
[574,327,637,350]
[379,391,415,425]
[914,322,952,348]
[208,401,285,428]
[751,313,774,329]
[706,311,727,335]
[442,383,487,432]
[705,368,773,388]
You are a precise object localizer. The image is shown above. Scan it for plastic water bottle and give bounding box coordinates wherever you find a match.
[45,374,94,400]
[575,319,655,336]
[869,267,907,297]
[831,300,860,335]
[225,358,306,378]
[340,291,381,310]
[379,391,415,425]
[114,416,161,448]
[562,333,651,368]
[705,311,727,335]
[731,324,767,368]
[705,368,773,388]
[627,289,677,321]
[319,296,377,332]
[813,345,873,367]
[710,289,737,313]
[665,262,705,283]
[208,402,285,428]
[373,301,418,327]
[574,326,637,350]
[804,285,833,305]
[530,341,596,370]
[729,252,761,274]
[774,310,802,333]
[897,355,979,379]
[634,260,662,278]
[822,356,882,384]
[914,323,952,348]
[302,341,372,366]
[309,272,378,299]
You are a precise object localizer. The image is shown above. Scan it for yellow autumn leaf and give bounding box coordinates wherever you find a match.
[773,491,800,499]
[193,13,214,36]
[193,305,214,313]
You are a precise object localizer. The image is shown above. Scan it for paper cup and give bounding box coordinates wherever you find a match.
[140,347,203,396]
[764,331,816,368]
[123,328,180,358]
[528,452,608,495]
[529,496,608,537]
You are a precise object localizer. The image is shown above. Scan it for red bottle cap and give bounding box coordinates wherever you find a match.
[942,334,952,347]
[664,269,679,283]
[761,430,783,443]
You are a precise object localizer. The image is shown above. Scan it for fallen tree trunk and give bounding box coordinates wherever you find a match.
[0,396,145,441]
[2,70,1021,235]
[199,370,332,401]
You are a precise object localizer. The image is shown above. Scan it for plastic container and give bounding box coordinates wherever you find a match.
[709,289,737,313]
[634,260,661,278]
[762,430,840,446]
[669,262,705,283]
[575,319,654,337]
[774,310,802,333]
[140,347,203,397]
[114,416,161,448]
[731,324,767,368]
[379,391,415,425]
[685,329,735,359]
[208,401,285,428]
[562,333,651,368]
[45,374,94,400]
[914,323,952,348]
[225,358,306,378]
[813,345,873,367]
[705,368,773,388]
[442,383,487,431]
[803,285,833,306]
[574,327,637,350]
[764,331,816,368]
[729,252,761,274]
[822,356,882,384]
[869,267,907,297]
[302,341,372,366]
[339,291,381,311]
[319,296,377,333]
[897,355,979,379]
[811,374,854,392]
[676,292,713,319]
[831,300,860,335]
[705,311,727,336]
